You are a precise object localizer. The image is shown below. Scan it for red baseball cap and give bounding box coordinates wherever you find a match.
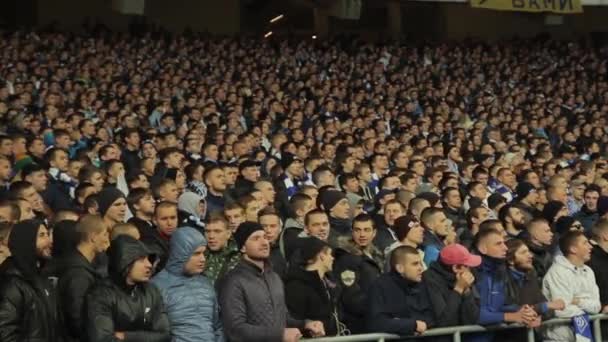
[440,244,482,267]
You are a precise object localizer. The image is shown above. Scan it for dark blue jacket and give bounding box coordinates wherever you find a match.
[367,270,435,336]
[475,256,519,325]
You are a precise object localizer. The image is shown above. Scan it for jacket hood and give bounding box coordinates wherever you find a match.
[165,227,207,276]
[335,236,382,259]
[107,235,154,284]
[428,260,456,285]
[8,219,46,283]
[178,191,206,219]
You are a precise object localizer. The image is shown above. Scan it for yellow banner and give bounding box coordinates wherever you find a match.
[470,0,583,13]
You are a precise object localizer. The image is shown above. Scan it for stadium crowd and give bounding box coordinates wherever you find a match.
[0,28,608,342]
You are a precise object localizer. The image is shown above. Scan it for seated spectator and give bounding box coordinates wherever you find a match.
[285,237,339,337]
[333,214,384,333]
[85,235,170,341]
[152,227,223,342]
[422,244,480,327]
[499,204,527,240]
[367,245,434,335]
[542,230,601,341]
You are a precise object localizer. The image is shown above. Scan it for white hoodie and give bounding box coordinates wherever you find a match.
[542,255,601,342]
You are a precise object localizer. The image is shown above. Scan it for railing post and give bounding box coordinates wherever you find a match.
[593,317,602,342]
[527,327,535,342]
[453,330,461,342]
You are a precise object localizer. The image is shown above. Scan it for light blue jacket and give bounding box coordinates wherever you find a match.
[152,227,224,342]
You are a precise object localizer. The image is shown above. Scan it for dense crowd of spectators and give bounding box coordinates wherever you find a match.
[0,28,607,342]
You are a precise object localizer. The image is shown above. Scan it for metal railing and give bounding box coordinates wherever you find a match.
[302,314,608,342]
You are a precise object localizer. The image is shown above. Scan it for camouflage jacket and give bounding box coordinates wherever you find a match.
[204,239,241,284]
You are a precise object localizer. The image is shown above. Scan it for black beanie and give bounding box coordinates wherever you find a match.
[555,216,576,236]
[319,190,346,213]
[98,187,126,217]
[234,221,264,250]
[298,237,329,264]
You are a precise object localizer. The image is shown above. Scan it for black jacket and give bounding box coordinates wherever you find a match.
[128,216,156,241]
[588,243,608,306]
[526,240,553,282]
[422,261,480,327]
[0,220,60,342]
[42,177,76,212]
[444,206,468,231]
[141,229,170,273]
[121,148,141,174]
[85,236,170,342]
[367,270,435,335]
[284,267,340,337]
[57,251,105,342]
[333,238,383,334]
[269,243,287,279]
[372,216,396,253]
[0,258,59,342]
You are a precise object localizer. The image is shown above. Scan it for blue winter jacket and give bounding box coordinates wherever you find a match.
[152,227,224,342]
[475,255,519,326]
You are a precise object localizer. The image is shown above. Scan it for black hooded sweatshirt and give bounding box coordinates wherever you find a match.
[84,235,171,342]
[0,219,59,342]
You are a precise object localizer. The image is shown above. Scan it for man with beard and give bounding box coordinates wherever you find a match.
[219,221,324,342]
[499,204,527,240]
[57,215,110,342]
[333,214,384,333]
[152,227,224,341]
[85,235,170,341]
[543,231,601,341]
[0,219,58,341]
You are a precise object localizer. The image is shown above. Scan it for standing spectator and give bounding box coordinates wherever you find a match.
[475,229,538,337]
[97,187,128,229]
[57,215,110,342]
[204,215,240,284]
[204,166,227,215]
[142,201,179,272]
[218,221,324,341]
[43,147,76,212]
[285,237,339,337]
[525,218,554,281]
[367,245,434,335]
[542,230,601,341]
[258,207,287,279]
[152,227,223,342]
[422,244,481,327]
[85,235,171,342]
[318,190,352,244]
[420,207,451,266]
[588,219,608,311]
[127,188,157,239]
[0,219,58,342]
[385,215,426,268]
[574,185,601,231]
[567,179,586,215]
[333,214,384,333]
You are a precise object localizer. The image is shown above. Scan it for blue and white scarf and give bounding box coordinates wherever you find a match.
[572,314,593,342]
[282,174,299,199]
